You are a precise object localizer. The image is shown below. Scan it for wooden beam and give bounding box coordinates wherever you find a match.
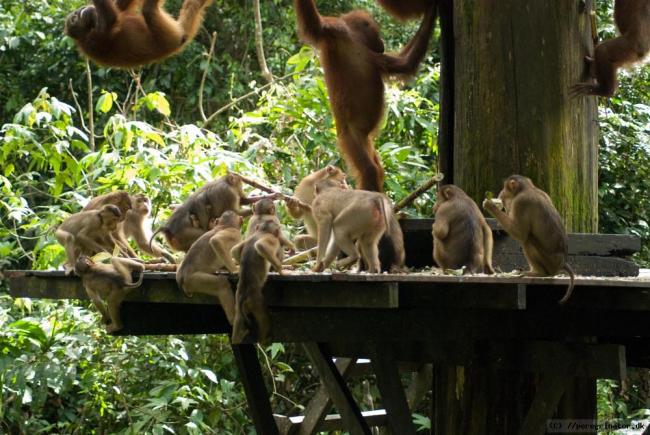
[291,358,358,435]
[302,343,371,435]
[519,372,574,435]
[369,344,417,435]
[276,409,388,432]
[231,343,279,435]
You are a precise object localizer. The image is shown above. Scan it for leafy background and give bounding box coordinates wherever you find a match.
[0,0,648,432]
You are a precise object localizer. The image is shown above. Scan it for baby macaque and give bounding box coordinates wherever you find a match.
[246,198,296,253]
[432,185,494,274]
[122,194,175,262]
[230,220,284,344]
[56,205,123,274]
[74,255,145,333]
[83,190,135,257]
[152,173,274,252]
[286,165,347,250]
[311,179,393,273]
[176,211,243,323]
[483,175,575,304]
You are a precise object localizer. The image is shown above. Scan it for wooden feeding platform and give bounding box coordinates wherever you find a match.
[5,219,650,435]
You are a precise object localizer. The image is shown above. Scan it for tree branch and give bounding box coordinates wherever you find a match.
[253,0,273,83]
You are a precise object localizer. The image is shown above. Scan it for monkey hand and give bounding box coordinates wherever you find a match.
[482,198,497,212]
[312,262,325,273]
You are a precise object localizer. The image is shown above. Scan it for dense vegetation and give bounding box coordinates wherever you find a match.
[0,0,648,433]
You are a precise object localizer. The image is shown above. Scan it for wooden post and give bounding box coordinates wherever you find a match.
[441,0,599,232]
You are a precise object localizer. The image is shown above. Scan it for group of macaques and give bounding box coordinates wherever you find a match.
[434,175,575,305]
[55,166,576,341]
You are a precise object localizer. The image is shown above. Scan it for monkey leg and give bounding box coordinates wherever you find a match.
[178,0,213,37]
[84,286,111,325]
[254,238,283,273]
[105,289,129,333]
[111,257,145,286]
[314,219,333,271]
[295,234,317,251]
[241,292,271,344]
[330,227,360,270]
[183,273,235,323]
[338,129,384,192]
[358,235,381,273]
[56,229,78,274]
[432,220,449,240]
[209,235,238,273]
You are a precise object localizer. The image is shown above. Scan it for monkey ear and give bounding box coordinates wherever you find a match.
[442,187,452,200]
[326,165,334,173]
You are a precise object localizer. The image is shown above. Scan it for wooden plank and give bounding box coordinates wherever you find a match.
[302,343,371,435]
[231,343,279,435]
[495,254,639,277]
[328,341,625,380]
[292,358,358,435]
[265,281,398,309]
[368,344,417,435]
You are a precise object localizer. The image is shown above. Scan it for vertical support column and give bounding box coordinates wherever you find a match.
[231,343,279,435]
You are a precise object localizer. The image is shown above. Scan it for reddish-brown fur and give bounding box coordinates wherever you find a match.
[571,0,650,97]
[376,0,434,20]
[294,0,437,192]
[65,0,212,68]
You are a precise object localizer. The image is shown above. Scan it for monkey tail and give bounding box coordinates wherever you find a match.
[558,263,575,305]
[378,196,392,233]
[149,227,166,254]
[125,268,145,288]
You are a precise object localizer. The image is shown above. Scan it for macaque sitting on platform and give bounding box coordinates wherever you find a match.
[483,175,575,304]
[432,185,494,274]
[175,211,242,323]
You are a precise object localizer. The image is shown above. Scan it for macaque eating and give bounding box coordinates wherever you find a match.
[176,211,243,323]
[64,0,213,68]
[483,175,575,304]
[432,185,494,274]
[311,179,394,273]
[571,0,650,97]
[74,255,145,332]
[56,204,123,274]
[230,220,285,344]
[286,165,347,250]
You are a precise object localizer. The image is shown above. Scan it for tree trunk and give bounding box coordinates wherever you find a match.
[440,0,599,232]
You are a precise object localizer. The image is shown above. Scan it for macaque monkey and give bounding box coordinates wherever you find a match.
[74,255,145,332]
[311,179,393,273]
[64,0,212,68]
[483,175,575,304]
[83,190,135,257]
[246,198,296,253]
[376,0,435,20]
[432,185,494,274]
[286,165,347,250]
[176,211,243,323]
[56,205,123,274]
[294,0,437,191]
[151,173,274,252]
[231,220,285,344]
[571,0,650,97]
[122,194,175,262]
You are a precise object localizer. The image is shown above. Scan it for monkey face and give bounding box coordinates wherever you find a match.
[133,195,151,216]
[65,6,97,40]
[220,210,243,228]
[254,199,276,216]
[325,165,348,185]
[74,255,94,274]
